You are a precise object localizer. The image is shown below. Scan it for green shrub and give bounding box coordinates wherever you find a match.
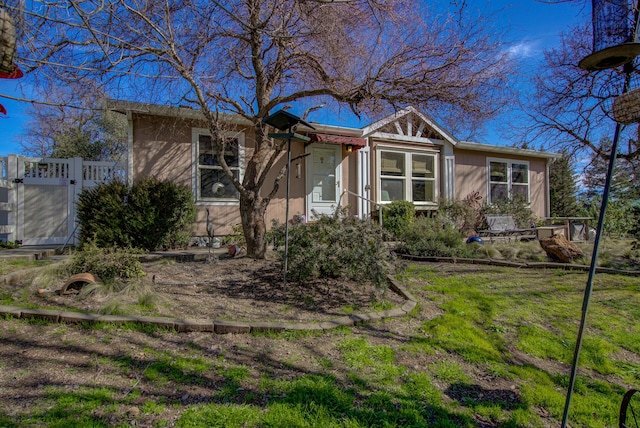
[395,216,470,258]
[222,224,246,246]
[77,180,131,247]
[630,205,640,254]
[481,196,536,229]
[0,241,20,249]
[603,200,638,238]
[77,178,196,250]
[439,200,479,232]
[126,178,196,250]
[69,242,145,282]
[382,200,415,237]
[274,211,392,287]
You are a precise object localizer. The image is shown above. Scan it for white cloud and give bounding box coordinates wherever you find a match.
[504,41,539,59]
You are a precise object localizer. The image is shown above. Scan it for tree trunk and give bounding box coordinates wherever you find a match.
[240,193,268,259]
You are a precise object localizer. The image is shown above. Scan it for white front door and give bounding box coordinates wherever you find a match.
[306,144,342,219]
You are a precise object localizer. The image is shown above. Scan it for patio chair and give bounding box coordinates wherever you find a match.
[477,215,535,243]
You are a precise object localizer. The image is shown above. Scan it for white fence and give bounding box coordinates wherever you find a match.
[0,155,126,246]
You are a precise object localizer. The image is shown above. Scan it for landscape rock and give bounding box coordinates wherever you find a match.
[539,234,584,263]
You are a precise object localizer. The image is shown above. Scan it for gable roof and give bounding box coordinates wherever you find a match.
[361,106,459,146]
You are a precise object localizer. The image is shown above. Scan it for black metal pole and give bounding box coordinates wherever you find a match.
[560,120,624,427]
[562,2,639,424]
[283,135,292,285]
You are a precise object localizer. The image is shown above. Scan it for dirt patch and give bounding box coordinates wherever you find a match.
[7,255,405,323]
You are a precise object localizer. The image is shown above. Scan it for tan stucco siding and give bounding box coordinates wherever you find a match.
[454,150,487,202]
[454,148,549,219]
[131,115,308,236]
[529,159,548,219]
[132,115,194,187]
[264,141,307,230]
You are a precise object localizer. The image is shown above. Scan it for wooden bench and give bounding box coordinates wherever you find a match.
[478,215,536,243]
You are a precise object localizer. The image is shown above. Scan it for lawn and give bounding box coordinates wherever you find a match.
[0,261,638,427]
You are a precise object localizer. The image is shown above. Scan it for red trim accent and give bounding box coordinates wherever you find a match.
[308,133,366,149]
[0,104,6,115]
[0,65,23,79]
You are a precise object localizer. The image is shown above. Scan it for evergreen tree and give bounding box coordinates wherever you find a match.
[549,154,581,217]
[581,137,640,237]
[582,137,640,201]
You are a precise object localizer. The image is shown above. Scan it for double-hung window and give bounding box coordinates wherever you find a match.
[378,149,437,205]
[193,129,244,203]
[488,159,529,204]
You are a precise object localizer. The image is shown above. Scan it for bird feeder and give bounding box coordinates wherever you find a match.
[262,109,314,284]
[579,0,640,70]
[613,87,640,123]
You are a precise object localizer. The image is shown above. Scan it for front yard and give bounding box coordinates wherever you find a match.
[1,260,638,427]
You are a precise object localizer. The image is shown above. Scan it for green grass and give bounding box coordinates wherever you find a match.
[1,261,638,427]
[0,259,52,276]
[400,264,640,426]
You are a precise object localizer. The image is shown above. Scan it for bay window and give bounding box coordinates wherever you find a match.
[379,149,437,204]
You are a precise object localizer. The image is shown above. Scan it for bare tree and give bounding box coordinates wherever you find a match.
[6,0,513,258]
[19,81,126,160]
[522,22,640,164]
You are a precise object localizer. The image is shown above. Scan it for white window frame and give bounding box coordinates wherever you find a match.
[376,147,438,206]
[191,128,245,205]
[486,158,530,205]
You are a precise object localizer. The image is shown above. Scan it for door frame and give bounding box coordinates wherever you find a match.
[305,143,343,220]
[357,146,371,218]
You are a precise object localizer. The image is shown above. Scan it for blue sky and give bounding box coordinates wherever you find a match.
[0,0,589,157]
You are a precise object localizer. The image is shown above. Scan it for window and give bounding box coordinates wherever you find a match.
[488,159,529,204]
[378,149,437,204]
[193,130,244,203]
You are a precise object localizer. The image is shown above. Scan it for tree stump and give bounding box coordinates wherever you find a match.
[539,234,584,263]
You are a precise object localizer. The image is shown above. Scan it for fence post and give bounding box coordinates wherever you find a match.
[70,157,83,246]
[0,156,15,242]
[7,155,19,243]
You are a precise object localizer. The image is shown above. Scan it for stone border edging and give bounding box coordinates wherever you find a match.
[396,254,640,276]
[0,275,418,334]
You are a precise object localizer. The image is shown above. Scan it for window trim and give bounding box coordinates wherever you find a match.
[486,157,530,205]
[375,147,438,206]
[191,128,245,205]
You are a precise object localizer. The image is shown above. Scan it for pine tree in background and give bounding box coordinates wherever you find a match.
[549,154,581,217]
[581,137,640,237]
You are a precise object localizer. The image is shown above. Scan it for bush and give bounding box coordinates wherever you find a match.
[273,211,392,287]
[395,216,471,258]
[69,242,145,282]
[77,178,196,250]
[439,200,479,232]
[481,197,536,229]
[630,205,640,253]
[0,241,19,249]
[382,200,415,237]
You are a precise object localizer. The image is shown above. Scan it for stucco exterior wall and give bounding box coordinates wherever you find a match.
[454,148,549,219]
[129,111,553,239]
[131,115,308,236]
